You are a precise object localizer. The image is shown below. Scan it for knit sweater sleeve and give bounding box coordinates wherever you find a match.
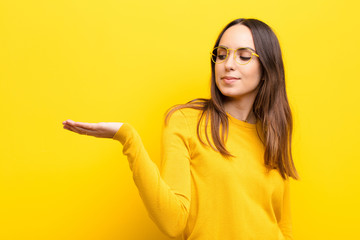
[278,179,294,240]
[112,110,191,238]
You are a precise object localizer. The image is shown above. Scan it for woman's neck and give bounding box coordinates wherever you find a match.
[223,99,256,124]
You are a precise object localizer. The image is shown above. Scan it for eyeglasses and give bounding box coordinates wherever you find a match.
[210,46,260,65]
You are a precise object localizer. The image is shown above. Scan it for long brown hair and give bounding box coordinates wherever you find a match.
[165,18,300,180]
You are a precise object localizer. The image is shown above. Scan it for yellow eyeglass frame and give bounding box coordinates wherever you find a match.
[211,46,260,65]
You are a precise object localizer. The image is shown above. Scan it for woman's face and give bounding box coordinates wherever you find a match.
[214,24,262,101]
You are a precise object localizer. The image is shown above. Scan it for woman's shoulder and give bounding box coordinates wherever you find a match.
[164,103,204,130]
[164,99,209,130]
[178,107,202,118]
[162,107,200,142]
[166,107,201,124]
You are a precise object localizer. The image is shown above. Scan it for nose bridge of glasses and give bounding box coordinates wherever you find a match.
[226,48,240,64]
[211,47,254,65]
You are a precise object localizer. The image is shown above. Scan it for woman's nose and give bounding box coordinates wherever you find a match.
[224,53,236,70]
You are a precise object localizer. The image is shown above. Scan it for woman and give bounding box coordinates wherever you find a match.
[63,18,299,240]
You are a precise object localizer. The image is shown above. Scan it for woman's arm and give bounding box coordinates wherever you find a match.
[62,110,191,238]
[113,110,191,237]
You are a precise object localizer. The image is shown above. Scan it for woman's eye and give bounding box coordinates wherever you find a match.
[218,55,226,60]
[240,56,251,60]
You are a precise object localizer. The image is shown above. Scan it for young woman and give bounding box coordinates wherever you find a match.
[63,18,299,240]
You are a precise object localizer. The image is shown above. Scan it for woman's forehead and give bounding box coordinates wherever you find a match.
[219,25,255,50]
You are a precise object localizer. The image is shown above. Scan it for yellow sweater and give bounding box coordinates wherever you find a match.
[112,107,293,240]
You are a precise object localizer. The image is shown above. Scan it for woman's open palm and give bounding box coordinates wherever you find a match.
[62,120,123,138]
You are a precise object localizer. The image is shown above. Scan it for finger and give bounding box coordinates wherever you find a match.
[75,125,98,135]
[62,120,97,130]
[63,124,81,134]
[64,124,91,136]
[72,121,97,130]
[63,124,79,133]
[63,119,76,125]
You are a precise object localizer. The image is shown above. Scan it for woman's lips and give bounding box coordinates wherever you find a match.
[222,77,240,84]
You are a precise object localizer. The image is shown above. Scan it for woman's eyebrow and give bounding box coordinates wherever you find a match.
[219,45,256,52]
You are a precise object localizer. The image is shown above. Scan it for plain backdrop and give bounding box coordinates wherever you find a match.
[1,0,359,239]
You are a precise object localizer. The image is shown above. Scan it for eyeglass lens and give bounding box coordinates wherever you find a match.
[212,47,253,65]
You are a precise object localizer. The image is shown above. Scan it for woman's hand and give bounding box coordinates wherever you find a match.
[62,120,123,139]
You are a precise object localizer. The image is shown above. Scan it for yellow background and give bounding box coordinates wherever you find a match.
[1,0,359,239]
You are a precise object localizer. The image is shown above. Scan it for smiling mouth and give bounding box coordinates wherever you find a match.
[221,77,240,80]
[222,78,238,84]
